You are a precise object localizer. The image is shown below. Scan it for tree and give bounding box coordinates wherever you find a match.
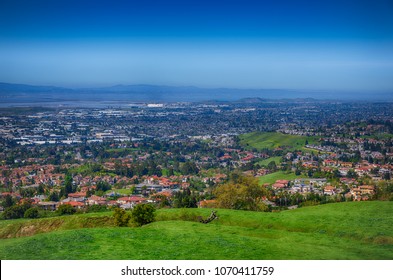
[64,174,74,195]
[96,181,111,192]
[347,169,358,179]
[180,161,199,175]
[24,207,40,219]
[113,207,131,227]
[131,203,156,226]
[48,191,59,202]
[2,194,15,208]
[2,203,32,219]
[267,161,277,172]
[57,204,76,215]
[214,174,267,211]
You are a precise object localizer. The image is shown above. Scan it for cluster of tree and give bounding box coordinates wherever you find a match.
[113,204,156,227]
[172,189,199,208]
[272,192,348,208]
[111,159,199,178]
[374,181,393,201]
[1,202,32,219]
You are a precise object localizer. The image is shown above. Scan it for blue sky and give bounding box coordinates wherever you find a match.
[0,0,393,91]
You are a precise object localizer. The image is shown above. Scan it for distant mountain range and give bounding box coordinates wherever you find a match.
[0,82,392,104]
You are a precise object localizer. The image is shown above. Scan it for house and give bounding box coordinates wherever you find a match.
[323,185,336,195]
[198,199,217,208]
[272,183,286,190]
[37,201,58,211]
[120,203,133,210]
[309,178,327,186]
[350,185,375,200]
[116,196,147,205]
[68,192,87,200]
[63,201,85,209]
[275,180,289,186]
[87,195,107,205]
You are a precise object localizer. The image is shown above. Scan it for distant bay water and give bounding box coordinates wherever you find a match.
[0,83,392,107]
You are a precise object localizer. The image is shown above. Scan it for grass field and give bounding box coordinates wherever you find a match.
[106,188,134,195]
[256,156,282,167]
[0,202,392,260]
[105,147,140,153]
[239,132,318,151]
[258,171,304,185]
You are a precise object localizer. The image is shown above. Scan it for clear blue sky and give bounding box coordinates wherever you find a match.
[0,0,392,91]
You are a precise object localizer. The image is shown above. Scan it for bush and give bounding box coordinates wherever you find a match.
[131,203,156,227]
[113,207,131,227]
[24,207,40,219]
[85,204,108,213]
[57,204,76,215]
[2,203,32,219]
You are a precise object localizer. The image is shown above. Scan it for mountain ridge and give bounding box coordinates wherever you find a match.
[0,82,392,102]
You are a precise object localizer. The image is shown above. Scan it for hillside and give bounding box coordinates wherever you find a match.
[258,171,304,185]
[239,131,318,151]
[0,202,392,259]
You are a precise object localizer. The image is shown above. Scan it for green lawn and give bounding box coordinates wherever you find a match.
[239,132,318,151]
[0,202,392,260]
[258,171,304,185]
[255,156,282,167]
[105,147,140,153]
[360,133,393,140]
[106,188,134,195]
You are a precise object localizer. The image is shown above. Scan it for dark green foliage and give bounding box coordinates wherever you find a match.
[96,181,111,192]
[48,191,59,202]
[57,204,76,215]
[2,203,32,219]
[24,207,40,219]
[267,161,277,172]
[347,169,358,179]
[2,195,16,208]
[156,195,171,208]
[173,189,198,208]
[85,204,108,213]
[64,174,74,195]
[20,188,35,198]
[180,161,199,175]
[131,203,156,226]
[37,184,45,195]
[113,208,131,227]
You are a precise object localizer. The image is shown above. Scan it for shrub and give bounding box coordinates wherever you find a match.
[24,207,40,219]
[1,203,32,219]
[57,204,76,215]
[131,203,156,227]
[113,207,131,227]
[85,204,108,213]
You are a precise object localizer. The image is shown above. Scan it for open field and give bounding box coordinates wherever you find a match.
[0,202,392,260]
[239,132,318,151]
[105,188,134,195]
[255,156,282,166]
[258,171,304,185]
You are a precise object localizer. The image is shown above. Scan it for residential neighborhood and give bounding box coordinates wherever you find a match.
[0,100,392,218]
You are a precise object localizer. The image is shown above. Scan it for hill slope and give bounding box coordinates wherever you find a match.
[0,202,392,259]
[239,131,318,151]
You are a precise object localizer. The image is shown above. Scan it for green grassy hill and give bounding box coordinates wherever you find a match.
[239,132,318,151]
[0,202,392,259]
[258,171,304,185]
